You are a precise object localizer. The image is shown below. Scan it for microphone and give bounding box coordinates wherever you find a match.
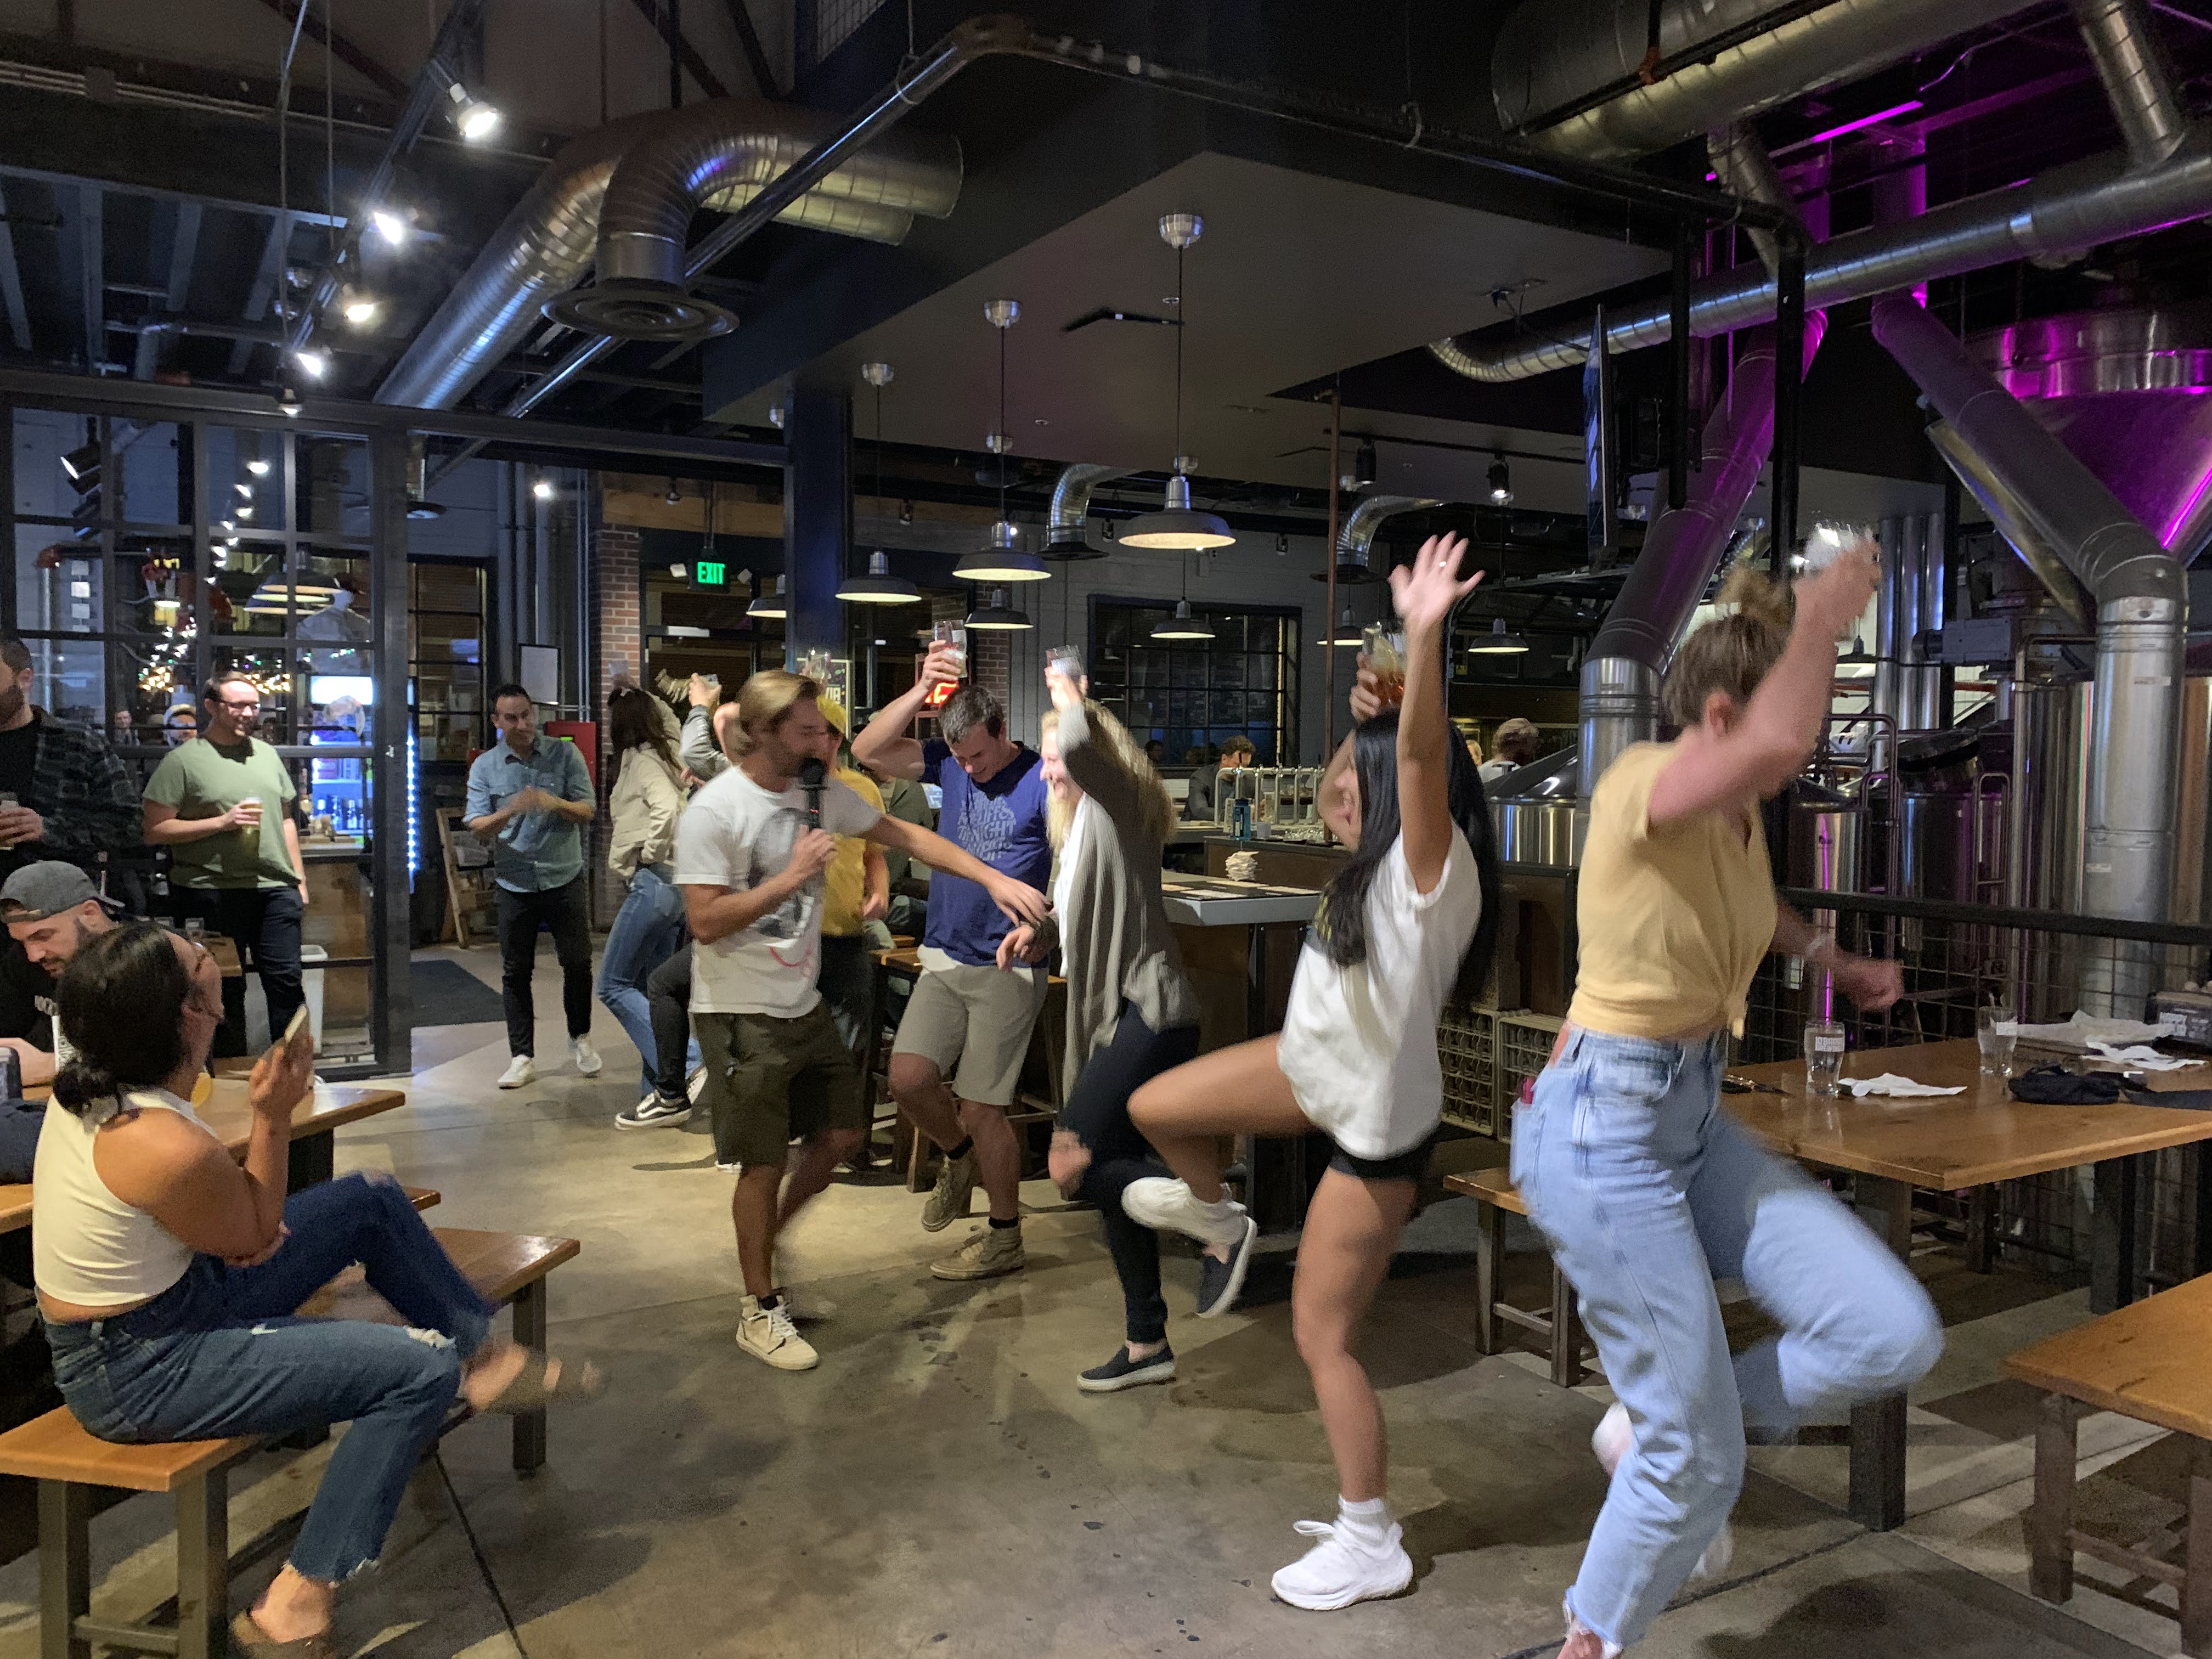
[798,757,826,830]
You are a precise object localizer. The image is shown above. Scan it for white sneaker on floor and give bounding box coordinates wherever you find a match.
[571,1036,602,1076]
[1269,1517,1412,1611]
[1121,1176,1249,1247]
[497,1055,537,1090]
[735,1295,817,1370]
[1592,1403,1735,1583]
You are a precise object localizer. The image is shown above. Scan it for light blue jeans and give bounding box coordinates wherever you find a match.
[597,862,690,1096]
[1513,1028,1943,1650]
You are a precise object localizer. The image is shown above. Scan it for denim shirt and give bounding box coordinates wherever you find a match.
[464,737,591,893]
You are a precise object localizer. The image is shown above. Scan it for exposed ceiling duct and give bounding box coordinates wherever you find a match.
[1706,119,1803,276]
[1430,119,2212,384]
[2070,0,2189,166]
[1490,0,2030,162]
[376,102,963,411]
[1925,422,2091,629]
[1872,294,2186,1000]
[1044,464,1132,559]
[1327,495,1444,584]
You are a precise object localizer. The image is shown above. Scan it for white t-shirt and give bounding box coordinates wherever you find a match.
[1052,794,1090,936]
[674,766,881,1018]
[1276,827,1483,1160]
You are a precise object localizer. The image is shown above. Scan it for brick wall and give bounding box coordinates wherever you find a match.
[972,627,1012,715]
[591,521,643,927]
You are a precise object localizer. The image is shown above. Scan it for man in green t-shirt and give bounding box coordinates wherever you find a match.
[142,673,309,1054]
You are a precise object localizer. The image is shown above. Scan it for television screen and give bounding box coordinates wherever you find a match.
[309,675,374,706]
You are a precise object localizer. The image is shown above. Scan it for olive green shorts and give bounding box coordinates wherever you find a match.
[693,1002,864,1170]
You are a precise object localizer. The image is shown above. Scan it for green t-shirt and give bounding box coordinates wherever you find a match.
[143,737,300,889]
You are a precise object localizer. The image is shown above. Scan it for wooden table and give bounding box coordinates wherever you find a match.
[0,1077,405,1234]
[1730,1036,2212,1530]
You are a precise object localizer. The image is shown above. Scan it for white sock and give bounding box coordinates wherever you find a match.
[1335,1494,1391,1545]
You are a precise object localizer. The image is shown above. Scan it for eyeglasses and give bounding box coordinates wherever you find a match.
[216,699,260,712]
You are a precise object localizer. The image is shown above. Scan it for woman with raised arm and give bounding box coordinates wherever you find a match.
[996,668,1202,1392]
[1521,546,1943,1659]
[1124,532,1502,1610]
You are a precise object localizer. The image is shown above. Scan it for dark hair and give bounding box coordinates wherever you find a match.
[0,634,28,675]
[53,923,193,1116]
[1220,736,1256,761]
[1316,711,1503,1006]
[489,682,534,711]
[200,672,256,707]
[939,684,1004,744]
[606,685,676,775]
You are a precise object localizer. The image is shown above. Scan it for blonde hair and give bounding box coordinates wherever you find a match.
[1662,563,1795,727]
[731,668,822,757]
[1039,701,1177,850]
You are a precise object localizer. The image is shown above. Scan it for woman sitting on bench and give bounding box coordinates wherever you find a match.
[33,923,599,1657]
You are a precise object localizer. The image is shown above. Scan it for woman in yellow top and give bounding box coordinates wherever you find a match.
[1517,541,1943,1659]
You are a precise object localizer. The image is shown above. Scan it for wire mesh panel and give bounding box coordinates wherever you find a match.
[1438,1002,1498,1136]
[1497,1013,1566,1142]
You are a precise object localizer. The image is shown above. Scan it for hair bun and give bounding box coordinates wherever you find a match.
[1713,561,1794,629]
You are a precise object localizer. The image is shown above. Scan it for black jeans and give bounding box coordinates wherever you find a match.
[494,874,593,1058]
[1062,1004,1203,1345]
[178,886,304,1058]
[646,943,693,1099]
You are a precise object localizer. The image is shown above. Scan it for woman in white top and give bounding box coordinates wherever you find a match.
[1126,533,1502,1611]
[35,923,598,1657]
[597,686,693,1126]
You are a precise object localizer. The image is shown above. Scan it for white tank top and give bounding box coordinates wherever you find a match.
[32,1088,207,1307]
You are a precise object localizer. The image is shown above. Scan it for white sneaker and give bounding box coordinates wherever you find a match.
[1269,1516,1412,1611]
[570,1036,602,1076]
[735,1295,817,1370]
[1593,1403,1735,1582]
[497,1055,537,1090]
[1121,1176,1249,1247]
[687,1062,708,1103]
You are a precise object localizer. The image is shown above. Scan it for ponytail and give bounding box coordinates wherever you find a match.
[52,1058,123,1124]
[1661,561,1797,727]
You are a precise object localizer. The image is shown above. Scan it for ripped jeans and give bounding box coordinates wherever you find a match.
[45,1173,493,1584]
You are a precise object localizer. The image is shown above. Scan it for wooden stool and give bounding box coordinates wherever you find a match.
[1442,1165,1593,1387]
[2006,1272,2212,1655]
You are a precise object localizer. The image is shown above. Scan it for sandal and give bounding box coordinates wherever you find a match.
[475,1347,605,1414]
[229,1610,336,1658]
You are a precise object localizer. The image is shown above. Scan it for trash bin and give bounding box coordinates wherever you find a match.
[301,944,328,1046]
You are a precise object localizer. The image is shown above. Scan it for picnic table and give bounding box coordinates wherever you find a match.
[1728,1035,2212,1530]
[0,1076,408,1233]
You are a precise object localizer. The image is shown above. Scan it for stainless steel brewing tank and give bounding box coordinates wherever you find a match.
[1487,748,1583,867]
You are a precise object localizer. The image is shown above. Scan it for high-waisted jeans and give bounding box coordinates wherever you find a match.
[597,863,690,1096]
[1513,1027,1943,1651]
[44,1173,494,1585]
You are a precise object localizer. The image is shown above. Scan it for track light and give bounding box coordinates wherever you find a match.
[246,459,271,477]
[341,294,380,328]
[294,347,330,379]
[234,482,252,498]
[1487,455,1513,506]
[370,208,410,246]
[235,505,255,520]
[533,477,555,501]
[445,80,501,142]
[60,442,100,482]
[277,387,304,416]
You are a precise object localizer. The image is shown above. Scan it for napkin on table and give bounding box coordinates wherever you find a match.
[1839,1073,1967,1099]
[2087,1041,2203,1073]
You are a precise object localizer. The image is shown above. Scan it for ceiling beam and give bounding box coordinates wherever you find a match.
[628,0,730,101]
[722,0,780,98]
[251,0,410,101]
[0,180,31,352]
[134,199,201,380]
[227,210,292,377]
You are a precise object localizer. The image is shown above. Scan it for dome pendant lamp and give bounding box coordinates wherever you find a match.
[1120,214,1235,552]
[953,300,1050,584]
[839,363,922,605]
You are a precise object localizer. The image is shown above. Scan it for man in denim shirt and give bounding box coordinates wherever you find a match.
[465,684,599,1089]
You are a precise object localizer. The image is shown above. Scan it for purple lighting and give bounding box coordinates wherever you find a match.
[1802,100,1926,146]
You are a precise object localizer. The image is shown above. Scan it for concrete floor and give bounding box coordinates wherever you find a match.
[0,942,2198,1657]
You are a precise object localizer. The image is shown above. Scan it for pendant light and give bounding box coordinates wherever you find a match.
[1487,454,1514,505]
[1150,554,1215,641]
[1120,214,1235,551]
[1467,616,1530,654]
[1314,605,1364,647]
[967,586,1032,631]
[839,363,922,605]
[748,574,788,620]
[954,300,1049,584]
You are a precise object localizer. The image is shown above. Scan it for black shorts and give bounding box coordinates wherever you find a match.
[1328,1131,1436,1183]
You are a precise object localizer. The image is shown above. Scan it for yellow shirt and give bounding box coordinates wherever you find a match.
[821,766,884,938]
[1565,741,1776,1038]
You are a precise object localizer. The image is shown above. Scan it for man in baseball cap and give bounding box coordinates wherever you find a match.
[0,861,127,1086]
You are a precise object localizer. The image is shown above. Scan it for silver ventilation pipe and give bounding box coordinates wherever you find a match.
[1872,294,2186,1006]
[2071,0,2188,166]
[1045,464,1132,556]
[1338,494,1445,566]
[1429,122,2212,384]
[376,103,963,410]
[1580,317,1828,789]
[1491,0,2030,162]
[1707,120,1802,276]
[1926,422,2092,628]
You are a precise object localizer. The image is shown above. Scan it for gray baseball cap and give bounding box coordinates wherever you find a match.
[0,862,119,923]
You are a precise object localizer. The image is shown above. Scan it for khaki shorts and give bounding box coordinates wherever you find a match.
[695,1003,864,1169]
[890,961,1047,1107]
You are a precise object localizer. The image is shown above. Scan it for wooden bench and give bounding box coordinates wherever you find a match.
[0,1223,575,1659]
[2006,1272,2212,1656]
[1441,1165,1593,1387]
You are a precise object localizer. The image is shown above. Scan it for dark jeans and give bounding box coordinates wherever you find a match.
[494,874,593,1058]
[1062,1004,1203,1345]
[44,1173,494,1584]
[646,943,693,1099]
[178,885,303,1058]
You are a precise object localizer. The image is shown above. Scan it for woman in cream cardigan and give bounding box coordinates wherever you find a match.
[998,664,1209,1392]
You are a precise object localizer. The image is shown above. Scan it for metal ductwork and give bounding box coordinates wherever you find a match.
[1491,0,2029,162]
[1336,494,1444,566]
[1872,294,2186,1002]
[2071,0,2188,166]
[1579,316,1829,791]
[1044,464,1131,559]
[1925,423,2091,628]
[1429,121,2212,384]
[376,102,963,410]
[1707,119,1803,276]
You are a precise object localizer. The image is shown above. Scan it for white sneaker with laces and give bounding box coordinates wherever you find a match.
[570,1036,602,1076]
[735,1295,817,1370]
[496,1055,536,1090]
[1121,1176,1249,1248]
[1592,1403,1734,1582]
[1269,1517,1412,1611]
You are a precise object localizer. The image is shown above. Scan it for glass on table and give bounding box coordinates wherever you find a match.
[1978,1003,2019,1079]
[1804,1020,1846,1098]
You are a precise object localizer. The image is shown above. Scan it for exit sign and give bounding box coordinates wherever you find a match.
[690,560,730,591]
